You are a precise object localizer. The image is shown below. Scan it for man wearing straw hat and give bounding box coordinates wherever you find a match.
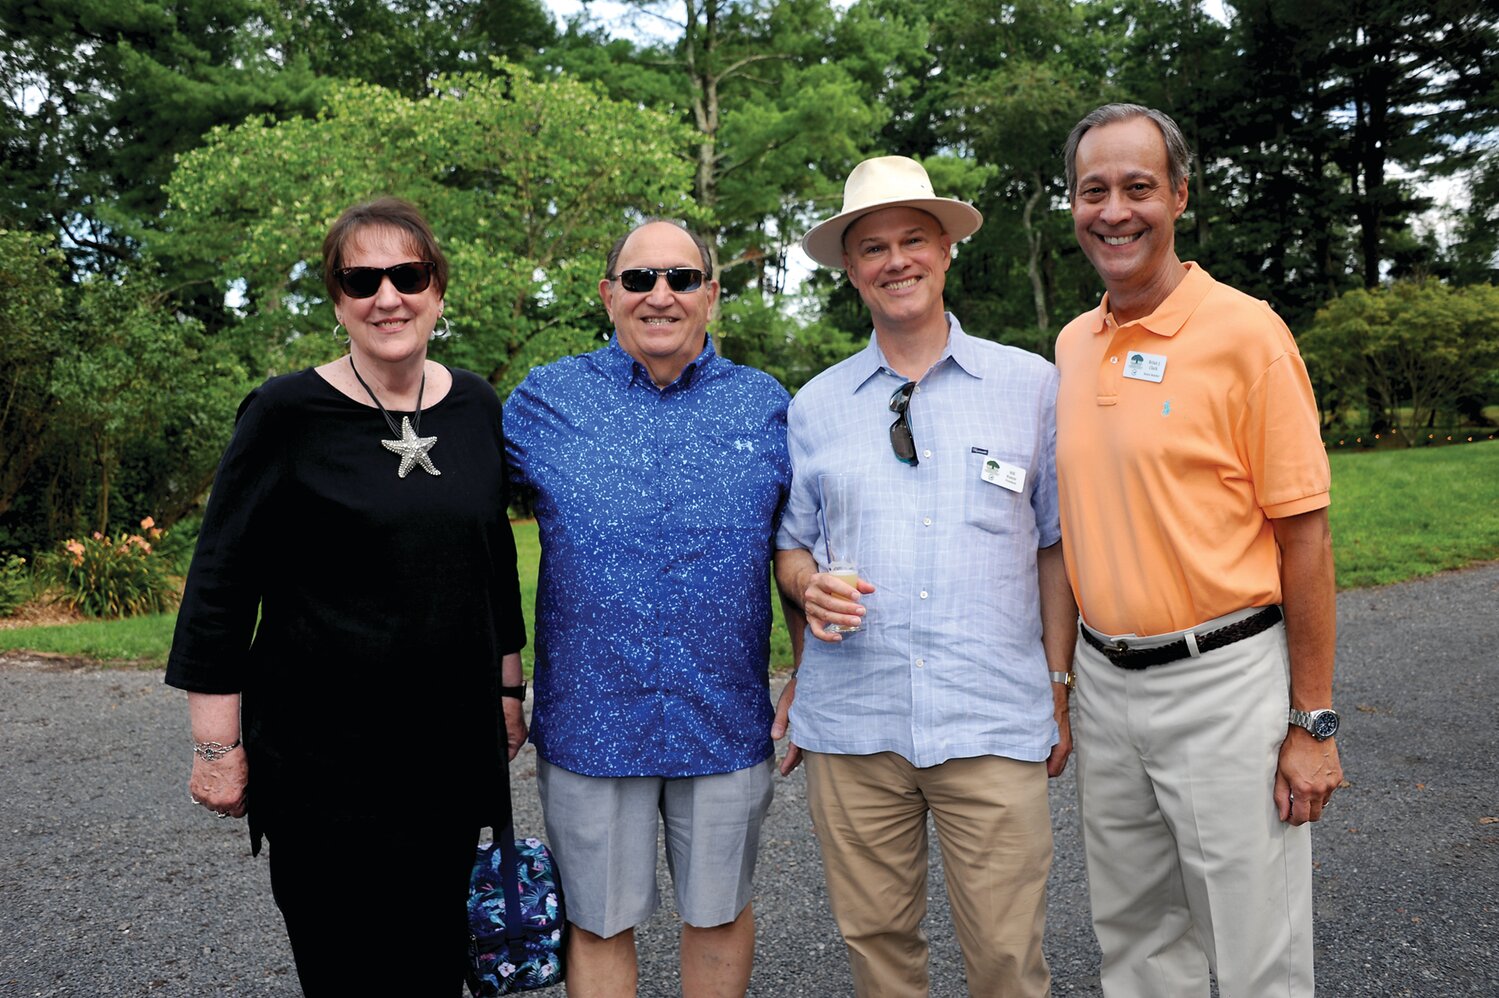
[772,156,1076,997]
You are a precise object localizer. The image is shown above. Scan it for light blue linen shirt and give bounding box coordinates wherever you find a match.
[776,315,1061,767]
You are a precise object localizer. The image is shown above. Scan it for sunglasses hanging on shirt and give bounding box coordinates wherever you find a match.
[888,381,918,466]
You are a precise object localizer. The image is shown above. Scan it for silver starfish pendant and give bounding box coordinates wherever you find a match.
[380,416,441,478]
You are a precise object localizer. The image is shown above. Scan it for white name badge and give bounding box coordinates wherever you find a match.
[980,458,1026,493]
[1122,351,1167,383]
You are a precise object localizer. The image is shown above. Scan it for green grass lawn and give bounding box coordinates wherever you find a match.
[1327,439,1499,588]
[0,612,179,666]
[4,441,1494,666]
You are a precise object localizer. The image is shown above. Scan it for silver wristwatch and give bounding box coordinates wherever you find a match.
[1288,708,1339,740]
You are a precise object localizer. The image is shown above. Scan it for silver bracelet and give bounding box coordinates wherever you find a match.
[193,737,242,762]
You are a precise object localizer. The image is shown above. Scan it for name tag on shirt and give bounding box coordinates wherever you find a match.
[980,458,1026,493]
[1122,351,1167,383]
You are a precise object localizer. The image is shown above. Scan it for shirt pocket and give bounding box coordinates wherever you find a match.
[962,445,1032,534]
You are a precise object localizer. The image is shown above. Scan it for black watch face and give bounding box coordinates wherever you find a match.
[1312,711,1339,739]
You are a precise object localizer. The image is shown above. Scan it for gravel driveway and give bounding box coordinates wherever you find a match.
[2,563,1495,996]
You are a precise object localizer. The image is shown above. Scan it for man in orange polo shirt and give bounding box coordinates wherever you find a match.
[1053,103,1344,997]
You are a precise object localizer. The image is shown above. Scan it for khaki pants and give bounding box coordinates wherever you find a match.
[1073,618,1315,998]
[804,751,1053,998]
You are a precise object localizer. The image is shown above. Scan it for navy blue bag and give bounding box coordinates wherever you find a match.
[466,828,567,996]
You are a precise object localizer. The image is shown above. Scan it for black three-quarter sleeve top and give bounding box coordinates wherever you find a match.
[166,367,526,840]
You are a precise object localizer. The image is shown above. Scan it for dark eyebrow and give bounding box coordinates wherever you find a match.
[1080,169,1160,187]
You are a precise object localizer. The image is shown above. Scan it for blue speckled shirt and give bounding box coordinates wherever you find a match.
[505,336,791,778]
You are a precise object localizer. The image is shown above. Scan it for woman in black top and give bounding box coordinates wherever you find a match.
[166,198,527,995]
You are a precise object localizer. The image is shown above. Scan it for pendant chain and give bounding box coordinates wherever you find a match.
[349,354,424,437]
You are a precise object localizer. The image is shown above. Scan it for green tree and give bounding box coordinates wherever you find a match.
[256,0,556,97]
[1208,0,1498,310]
[158,63,696,394]
[0,230,67,520]
[48,275,247,532]
[1300,279,1499,443]
[541,0,925,379]
[0,0,324,271]
[912,0,1115,357]
[1,0,560,274]
[0,230,248,548]
[547,0,918,286]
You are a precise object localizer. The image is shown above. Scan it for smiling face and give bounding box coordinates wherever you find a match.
[334,224,444,370]
[599,221,718,386]
[1071,116,1190,322]
[841,206,952,334]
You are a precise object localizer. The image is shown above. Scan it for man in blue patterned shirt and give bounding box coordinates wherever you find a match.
[504,219,792,997]
[774,157,1077,998]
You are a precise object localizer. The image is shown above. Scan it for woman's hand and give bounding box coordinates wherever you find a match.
[186,691,247,819]
[503,698,529,760]
[189,749,249,819]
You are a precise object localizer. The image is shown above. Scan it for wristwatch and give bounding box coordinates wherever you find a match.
[1049,671,1075,691]
[500,682,527,701]
[1288,707,1340,740]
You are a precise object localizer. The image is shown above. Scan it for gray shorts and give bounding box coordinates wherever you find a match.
[535,757,775,938]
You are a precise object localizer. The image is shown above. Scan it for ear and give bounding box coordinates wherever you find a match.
[599,278,615,321]
[1173,177,1189,220]
[940,232,954,271]
[841,254,857,288]
[704,278,721,313]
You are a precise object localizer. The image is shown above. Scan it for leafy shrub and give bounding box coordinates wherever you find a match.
[46,517,179,618]
[0,554,31,617]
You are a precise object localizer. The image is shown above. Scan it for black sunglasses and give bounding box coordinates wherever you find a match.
[334,261,436,299]
[888,381,918,466]
[610,267,707,294]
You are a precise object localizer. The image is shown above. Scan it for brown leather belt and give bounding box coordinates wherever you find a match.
[1080,605,1283,670]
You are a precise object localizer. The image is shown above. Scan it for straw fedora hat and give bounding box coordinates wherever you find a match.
[801,156,984,269]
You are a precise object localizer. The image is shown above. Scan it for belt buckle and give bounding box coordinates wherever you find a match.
[1109,638,1130,653]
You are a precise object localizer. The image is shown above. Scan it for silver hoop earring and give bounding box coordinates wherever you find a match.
[332,321,349,346]
[434,316,452,339]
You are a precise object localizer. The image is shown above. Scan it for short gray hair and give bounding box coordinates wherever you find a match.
[604,219,713,280]
[1063,103,1192,200]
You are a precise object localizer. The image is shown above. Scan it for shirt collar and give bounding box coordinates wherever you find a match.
[851,312,981,394]
[1090,262,1213,339]
[600,332,719,390]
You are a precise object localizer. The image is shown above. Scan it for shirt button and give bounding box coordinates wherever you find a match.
[922,517,932,526]
[919,590,929,599]
[915,658,925,669]
[922,449,932,458]
[1109,355,1119,365]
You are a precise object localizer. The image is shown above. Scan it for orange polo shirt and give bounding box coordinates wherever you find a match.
[1054,264,1329,637]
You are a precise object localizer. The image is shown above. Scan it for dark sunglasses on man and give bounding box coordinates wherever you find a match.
[334,261,437,299]
[609,267,708,294]
[888,380,918,466]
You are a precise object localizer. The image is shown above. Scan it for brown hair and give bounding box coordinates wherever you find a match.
[1063,103,1193,200]
[321,197,449,302]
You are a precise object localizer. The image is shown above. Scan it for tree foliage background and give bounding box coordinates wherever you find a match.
[0,0,1495,556]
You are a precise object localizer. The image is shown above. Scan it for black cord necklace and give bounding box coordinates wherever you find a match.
[348,354,441,478]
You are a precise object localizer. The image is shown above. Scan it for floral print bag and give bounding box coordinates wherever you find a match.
[466,829,567,995]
